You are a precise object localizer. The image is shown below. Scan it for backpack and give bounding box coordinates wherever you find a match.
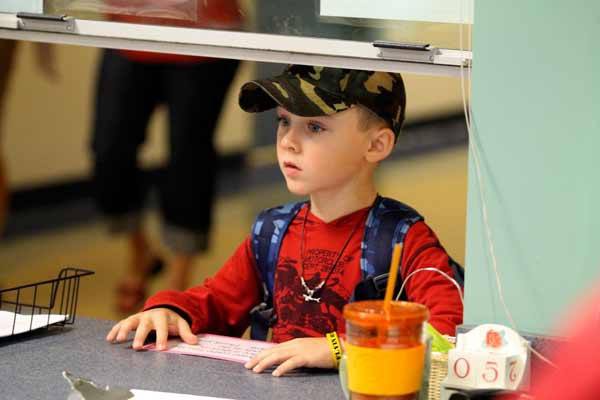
[248,195,464,340]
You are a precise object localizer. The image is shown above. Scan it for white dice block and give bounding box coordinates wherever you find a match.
[443,324,530,391]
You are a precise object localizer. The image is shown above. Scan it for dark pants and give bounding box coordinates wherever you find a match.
[91,50,239,253]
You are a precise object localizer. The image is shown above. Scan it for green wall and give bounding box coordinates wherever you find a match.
[464,0,600,334]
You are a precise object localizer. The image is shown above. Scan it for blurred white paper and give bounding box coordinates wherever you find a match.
[0,0,43,13]
[132,389,233,400]
[0,310,67,337]
[145,333,274,364]
[320,0,473,24]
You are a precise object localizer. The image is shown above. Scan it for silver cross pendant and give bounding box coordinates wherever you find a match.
[302,292,321,303]
[300,277,324,303]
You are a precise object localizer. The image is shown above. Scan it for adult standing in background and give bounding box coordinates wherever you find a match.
[0,40,16,235]
[91,1,242,313]
[0,40,57,235]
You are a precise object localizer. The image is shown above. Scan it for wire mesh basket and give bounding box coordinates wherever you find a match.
[0,268,94,338]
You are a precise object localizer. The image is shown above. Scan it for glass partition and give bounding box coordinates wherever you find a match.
[0,1,472,77]
[40,0,471,49]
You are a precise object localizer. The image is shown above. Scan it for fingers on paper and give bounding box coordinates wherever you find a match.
[253,349,295,373]
[153,312,169,350]
[245,341,309,376]
[106,309,195,352]
[132,318,154,350]
[177,317,197,345]
[246,338,334,376]
[273,356,306,377]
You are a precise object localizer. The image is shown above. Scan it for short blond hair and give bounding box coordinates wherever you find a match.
[355,105,391,133]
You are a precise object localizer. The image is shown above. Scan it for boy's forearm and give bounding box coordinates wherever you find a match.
[144,237,262,336]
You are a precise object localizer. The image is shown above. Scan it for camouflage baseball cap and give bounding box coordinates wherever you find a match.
[238,65,407,137]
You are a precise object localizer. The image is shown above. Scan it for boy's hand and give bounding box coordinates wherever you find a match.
[106,308,197,350]
[244,337,334,377]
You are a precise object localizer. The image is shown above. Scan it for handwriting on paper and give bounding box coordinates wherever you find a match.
[145,334,274,364]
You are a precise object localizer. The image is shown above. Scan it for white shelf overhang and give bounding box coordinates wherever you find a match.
[0,12,471,77]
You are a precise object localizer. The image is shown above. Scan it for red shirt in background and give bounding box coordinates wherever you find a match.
[106,0,242,63]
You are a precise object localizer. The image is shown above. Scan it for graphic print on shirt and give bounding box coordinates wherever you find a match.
[272,248,355,342]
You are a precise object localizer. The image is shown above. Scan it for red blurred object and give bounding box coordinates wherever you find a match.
[527,286,600,400]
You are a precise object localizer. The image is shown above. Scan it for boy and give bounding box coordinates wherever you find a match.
[106,65,463,377]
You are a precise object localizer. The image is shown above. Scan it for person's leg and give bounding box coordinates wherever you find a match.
[127,227,163,291]
[160,59,240,290]
[90,49,159,311]
[0,40,18,234]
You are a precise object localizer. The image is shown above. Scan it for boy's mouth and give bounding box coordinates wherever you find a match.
[283,161,301,171]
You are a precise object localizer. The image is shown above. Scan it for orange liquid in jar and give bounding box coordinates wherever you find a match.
[343,301,429,400]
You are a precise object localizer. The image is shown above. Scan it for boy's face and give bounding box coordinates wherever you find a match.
[276,106,372,197]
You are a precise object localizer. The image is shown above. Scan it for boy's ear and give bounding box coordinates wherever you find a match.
[365,127,396,163]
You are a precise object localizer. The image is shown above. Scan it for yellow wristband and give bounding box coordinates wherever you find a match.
[325,331,342,369]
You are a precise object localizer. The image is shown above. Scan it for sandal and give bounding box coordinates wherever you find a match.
[115,257,164,314]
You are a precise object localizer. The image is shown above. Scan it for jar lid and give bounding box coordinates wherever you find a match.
[343,300,429,327]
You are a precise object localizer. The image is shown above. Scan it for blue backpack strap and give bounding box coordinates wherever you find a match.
[354,196,465,301]
[353,196,424,301]
[249,201,305,340]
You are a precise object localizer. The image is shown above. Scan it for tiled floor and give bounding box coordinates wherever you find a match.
[0,145,467,323]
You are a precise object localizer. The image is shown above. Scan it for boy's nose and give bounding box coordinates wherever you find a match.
[279,129,301,153]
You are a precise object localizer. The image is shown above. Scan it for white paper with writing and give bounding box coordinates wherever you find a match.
[0,310,67,337]
[145,334,275,364]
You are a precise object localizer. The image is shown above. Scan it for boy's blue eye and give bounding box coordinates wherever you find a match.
[308,122,324,134]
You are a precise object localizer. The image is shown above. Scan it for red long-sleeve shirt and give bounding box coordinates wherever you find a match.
[144,205,463,341]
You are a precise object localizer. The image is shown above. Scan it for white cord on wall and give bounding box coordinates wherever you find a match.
[458,0,556,368]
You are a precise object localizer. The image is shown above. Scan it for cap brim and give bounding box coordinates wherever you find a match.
[238,75,343,117]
